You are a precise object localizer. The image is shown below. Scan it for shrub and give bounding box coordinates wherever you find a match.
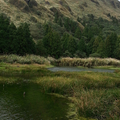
[89,53,101,58]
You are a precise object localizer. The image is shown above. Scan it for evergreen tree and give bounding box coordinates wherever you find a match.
[67,35,77,56]
[77,38,86,52]
[51,32,61,58]
[75,27,81,39]
[105,32,117,57]
[54,12,59,23]
[61,33,69,54]
[86,37,95,55]
[97,40,106,57]
[77,17,81,22]
[58,17,63,27]
[43,27,53,55]
[70,20,77,33]
[22,23,35,54]
[0,14,10,53]
[92,36,102,53]
[36,40,47,56]
[44,24,51,36]
[113,38,120,59]
[8,22,17,54]
[64,17,70,31]
[16,23,35,55]
[43,27,61,58]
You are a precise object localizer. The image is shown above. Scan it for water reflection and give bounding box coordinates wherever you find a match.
[48,67,115,73]
[0,84,77,120]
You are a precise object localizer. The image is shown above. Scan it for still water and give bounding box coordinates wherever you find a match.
[48,67,115,73]
[0,84,77,120]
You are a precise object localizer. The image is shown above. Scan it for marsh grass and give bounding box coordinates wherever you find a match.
[0,63,120,119]
[54,57,120,68]
[0,54,55,65]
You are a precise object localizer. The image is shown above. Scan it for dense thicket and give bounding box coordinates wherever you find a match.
[1,13,120,59]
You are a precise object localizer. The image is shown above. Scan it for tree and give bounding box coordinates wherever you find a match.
[74,27,81,39]
[97,40,106,57]
[43,27,61,58]
[87,37,95,55]
[77,17,81,22]
[64,17,70,31]
[16,23,35,55]
[54,12,59,23]
[105,32,117,57]
[51,32,61,58]
[58,17,63,27]
[67,35,77,56]
[61,33,69,54]
[92,36,102,53]
[0,14,10,54]
[8,22,17,54]
[77,38,86,53]
[113,38,120,59]
[22,23,36,54]
[36,40,47,56]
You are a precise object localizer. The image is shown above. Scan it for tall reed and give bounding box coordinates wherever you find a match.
[53,57,120,67]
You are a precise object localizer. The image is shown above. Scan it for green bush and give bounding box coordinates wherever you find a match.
[89,53,101,58]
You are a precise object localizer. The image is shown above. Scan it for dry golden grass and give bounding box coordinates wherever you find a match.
[54,57,120,67]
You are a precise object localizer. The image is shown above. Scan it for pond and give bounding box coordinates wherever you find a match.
[0,83,78,120]
[48,67,115,73]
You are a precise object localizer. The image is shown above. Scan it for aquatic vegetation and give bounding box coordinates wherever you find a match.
[0,63,120,119]
[0,54,55,65]
[53,57,120,67]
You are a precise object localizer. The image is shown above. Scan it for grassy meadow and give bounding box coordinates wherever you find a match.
[0,55,120,120]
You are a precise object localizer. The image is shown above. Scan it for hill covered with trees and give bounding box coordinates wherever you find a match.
[1,13,120,59]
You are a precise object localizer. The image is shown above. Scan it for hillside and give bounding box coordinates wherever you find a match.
[0,0,120,40]
[39,0,120,20]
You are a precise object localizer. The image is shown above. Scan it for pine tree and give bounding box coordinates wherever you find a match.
[64,17,70,31]
[87,37,95,55]
[77,17,80,22]
[36,40,47,56]
[16,23,35,55]
[8,22,17,54]
[0,14,10,53]
[67,35,77,56]
[97,40,106,57]
[70,20,77,33]
[75,27,81,39]
[92,36,102,53]
[61,33,69,54]
[58,17,63,27]
[105,33,117,57]
[44,24,51,36]
[22,23,35,54]
[77,38,86,52]
[43,27,61,58]
[113,38,120,59]
[51,32,61,58]
[54,12,59,23]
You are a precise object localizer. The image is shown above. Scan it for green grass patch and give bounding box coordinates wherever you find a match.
[94,66,120,70]
[0,62,120,119]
